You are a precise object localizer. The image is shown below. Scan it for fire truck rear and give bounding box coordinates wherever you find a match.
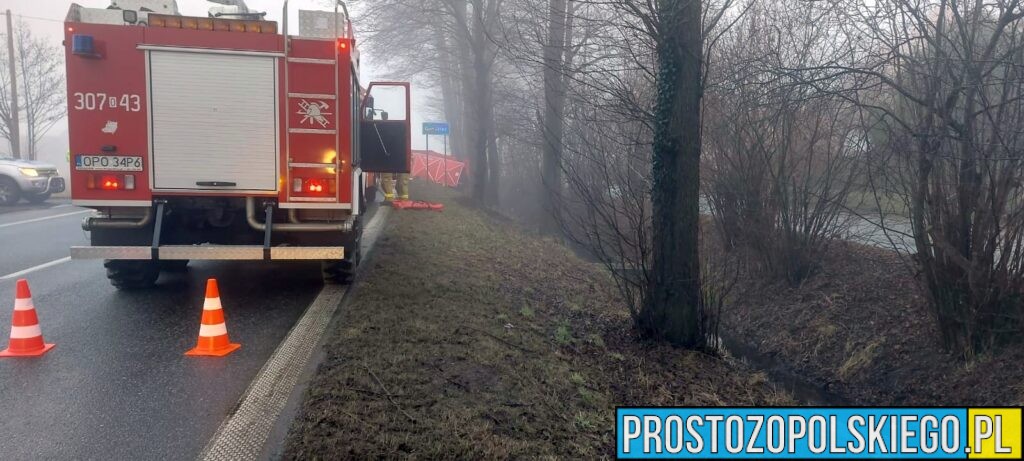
[63,0,411,288]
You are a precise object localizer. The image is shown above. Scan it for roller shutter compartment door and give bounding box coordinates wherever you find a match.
[149,51,278,191]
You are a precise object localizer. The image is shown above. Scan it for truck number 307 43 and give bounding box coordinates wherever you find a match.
[73,93,141,112]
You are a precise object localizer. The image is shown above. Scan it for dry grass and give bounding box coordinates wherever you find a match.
[719,236,1024,406]
[282,183,792,459]
[837,339,883,381]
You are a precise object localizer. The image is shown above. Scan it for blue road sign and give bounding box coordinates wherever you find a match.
[423,122,450,135]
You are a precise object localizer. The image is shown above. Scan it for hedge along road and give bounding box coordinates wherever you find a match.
[0,202,385,459]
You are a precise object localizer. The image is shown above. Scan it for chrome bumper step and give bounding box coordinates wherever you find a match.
[70,245,344,261]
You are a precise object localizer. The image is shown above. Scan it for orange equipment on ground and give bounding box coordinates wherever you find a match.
[185,279,241,357]
[0,279,55,357]
[391,200,444,211]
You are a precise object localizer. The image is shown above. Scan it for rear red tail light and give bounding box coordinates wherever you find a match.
[101,176,120,190]
[87,174,133,191]
[292,177,336,195]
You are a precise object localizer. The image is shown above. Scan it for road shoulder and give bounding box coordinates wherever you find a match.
[200,205,390,460]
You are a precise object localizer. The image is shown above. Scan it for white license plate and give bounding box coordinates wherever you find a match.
[75,155,143,172]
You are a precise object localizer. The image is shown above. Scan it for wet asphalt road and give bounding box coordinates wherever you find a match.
[0,201,350,459]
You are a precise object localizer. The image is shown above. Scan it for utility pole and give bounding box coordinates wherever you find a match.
[4,10,20,159]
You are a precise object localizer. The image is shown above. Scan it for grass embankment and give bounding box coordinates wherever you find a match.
[719,241,1024,406]
[283,184,790,459]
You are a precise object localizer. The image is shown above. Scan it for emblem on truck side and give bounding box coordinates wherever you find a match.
[297,100,332,128]
[102,121,118,134]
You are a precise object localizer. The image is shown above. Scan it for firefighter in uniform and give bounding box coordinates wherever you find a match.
[381,173,409,201]
[398,173,409,200]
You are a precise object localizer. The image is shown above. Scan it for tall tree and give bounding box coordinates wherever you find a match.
[540,0,569,234]
[642,0,705,347]
[16,23,64,160]
[467,0,501,205]
[0,20,64,159]
[433,27,463,157]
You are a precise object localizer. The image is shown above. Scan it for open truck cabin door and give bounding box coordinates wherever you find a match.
[359,82,411,173]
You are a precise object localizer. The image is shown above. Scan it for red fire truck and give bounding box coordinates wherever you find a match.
[64,0,410,288]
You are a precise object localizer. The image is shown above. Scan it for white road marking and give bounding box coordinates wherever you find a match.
[0,257,72,281]
[0,210,91,229]
[200,207,391,460]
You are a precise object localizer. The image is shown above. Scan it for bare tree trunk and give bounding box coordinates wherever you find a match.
[541,0,568,234]
[642,0,705,348]
[434,27,462,157]
[4,10,20,159]
[486,122,499,205]
[451,0,476,166]
[470,0,493,202]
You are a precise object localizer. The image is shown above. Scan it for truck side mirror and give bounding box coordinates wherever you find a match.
[363,95,375,119]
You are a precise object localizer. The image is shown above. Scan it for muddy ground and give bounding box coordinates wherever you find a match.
[283,184,790,459]
[719,239,1024,406]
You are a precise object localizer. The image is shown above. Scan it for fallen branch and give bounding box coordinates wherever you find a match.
[347,386,405,397]
[363,364,417,423]
[462,326,540,354]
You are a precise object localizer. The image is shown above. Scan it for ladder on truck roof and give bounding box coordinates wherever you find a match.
[281,1,354,210]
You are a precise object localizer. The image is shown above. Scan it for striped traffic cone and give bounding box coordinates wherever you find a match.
[185,279,240,357]
[0,279,55,357]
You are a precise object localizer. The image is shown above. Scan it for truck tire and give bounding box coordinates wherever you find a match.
[105,260,160,289]
[24,192,51,204]
[0,177,21,206]
[160,260,189,273]
[321,216,362,284]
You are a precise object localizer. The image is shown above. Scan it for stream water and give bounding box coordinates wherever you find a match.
[717,334,851,405]
[569,226,867,405]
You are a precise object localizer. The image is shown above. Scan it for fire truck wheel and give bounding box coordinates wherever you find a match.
[0,177,20,206]
[160,260,189,272]
[321,258,354,284]
[104,260,160,289]
[321,217,363,284]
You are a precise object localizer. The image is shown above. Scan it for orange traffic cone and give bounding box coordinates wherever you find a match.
[0,279,55,357]
[185,279,240,357]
